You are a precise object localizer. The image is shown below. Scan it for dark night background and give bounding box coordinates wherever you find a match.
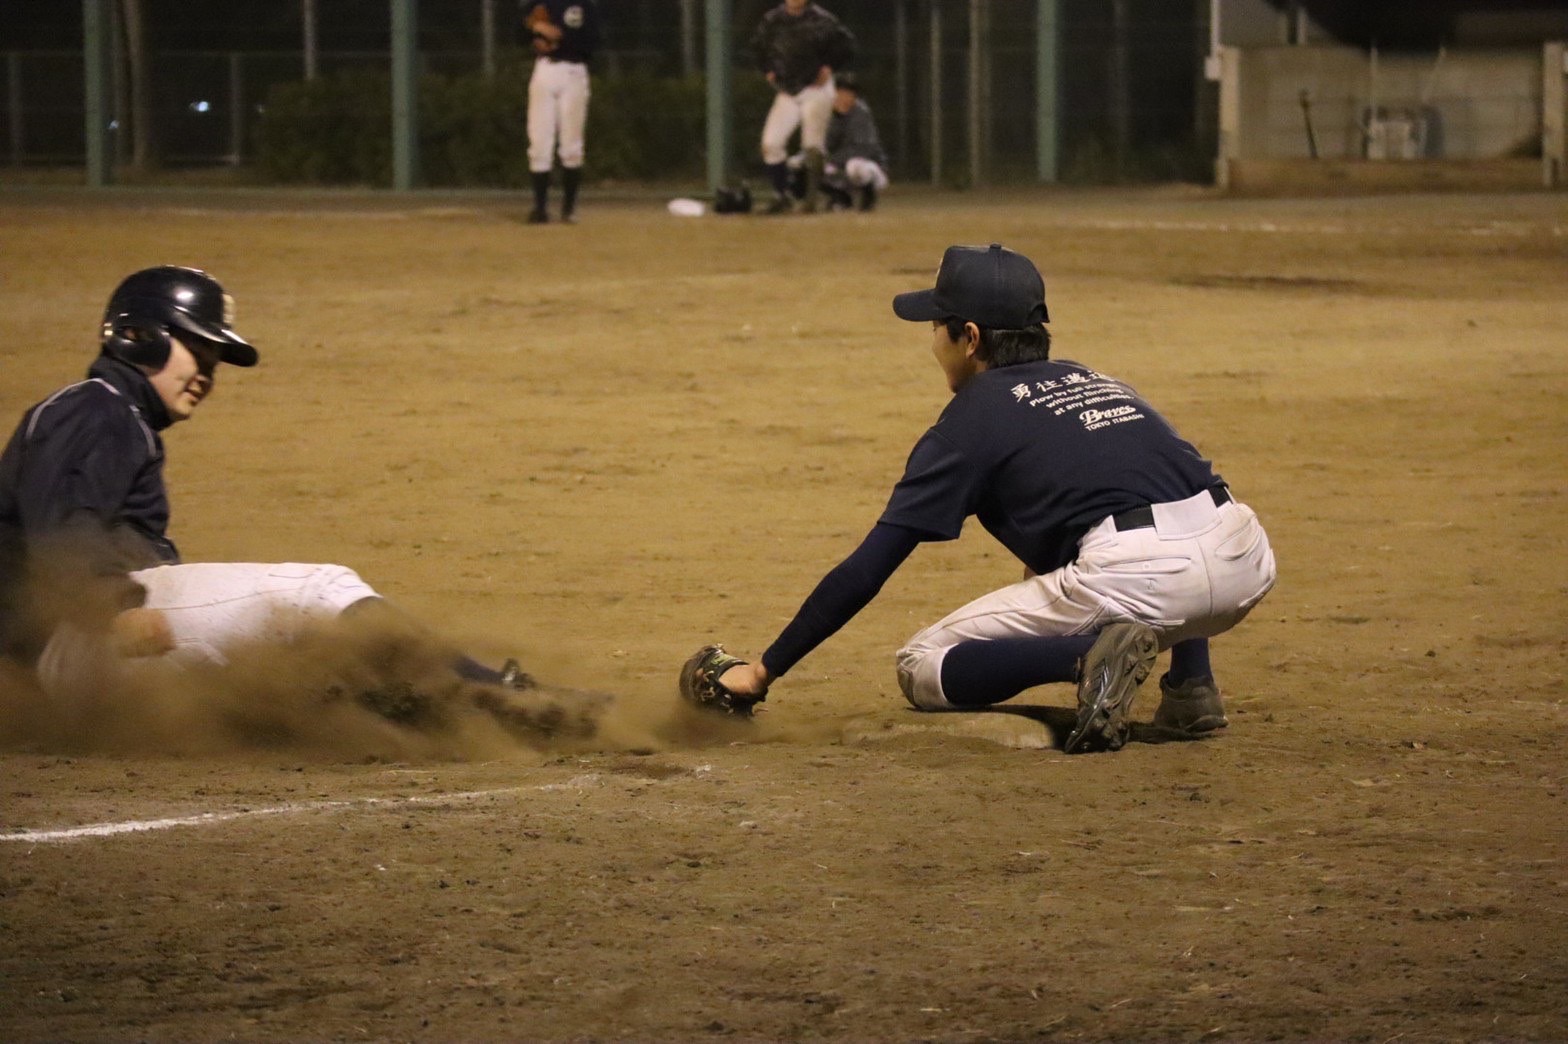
[4,1,1565,180]
[7,1,1568,51]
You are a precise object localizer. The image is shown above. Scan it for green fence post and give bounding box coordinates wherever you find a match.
[706,0,731,192]
[1037,0,1060,182]
[83,0,114,186]
[391,0,420,190]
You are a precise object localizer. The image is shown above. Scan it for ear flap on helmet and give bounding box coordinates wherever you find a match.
[101,317,173,370]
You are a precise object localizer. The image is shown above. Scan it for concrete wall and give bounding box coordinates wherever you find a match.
[1547,42,1567,185]
[1229,45,1541,162]
[1214,0,1328,48]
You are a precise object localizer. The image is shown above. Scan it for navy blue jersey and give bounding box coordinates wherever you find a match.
[751,3,857,94]
[0,356,179,657]
[523,0,600,64]
[880,359,1219,575]
[759,357,1222,677]
[826,98,887,170]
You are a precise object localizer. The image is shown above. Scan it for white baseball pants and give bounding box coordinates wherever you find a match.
[839,157,889,190]
[35,562,379,702]
[895,489,1277,710]
[528,58,590,171]
[761,79,835,164]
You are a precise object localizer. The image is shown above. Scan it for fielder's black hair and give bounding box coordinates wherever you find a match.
[943,317,1052,367]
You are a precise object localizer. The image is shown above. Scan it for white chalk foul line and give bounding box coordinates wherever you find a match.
[0,774,605,845]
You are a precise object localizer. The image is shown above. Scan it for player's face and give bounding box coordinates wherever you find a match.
[148,337,218,423]
[783,0,809,14]
[931,320,981,393]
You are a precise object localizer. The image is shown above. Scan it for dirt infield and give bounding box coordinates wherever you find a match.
[1,185,1565,1042]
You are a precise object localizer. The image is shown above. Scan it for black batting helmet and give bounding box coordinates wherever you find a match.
[100,266,258,369]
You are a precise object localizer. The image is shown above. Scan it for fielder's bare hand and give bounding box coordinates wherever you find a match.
[719,660,772,698]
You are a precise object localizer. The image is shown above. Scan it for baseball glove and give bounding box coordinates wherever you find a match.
[679,644,765,717]
[526,4,558,52]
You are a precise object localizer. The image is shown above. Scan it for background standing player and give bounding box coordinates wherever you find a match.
[682,244,1277,753]
[522,0,601,224]
[0,266,599,737]
[750,0,857,214]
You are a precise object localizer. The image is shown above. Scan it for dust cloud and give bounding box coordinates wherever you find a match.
[0,615,750,762]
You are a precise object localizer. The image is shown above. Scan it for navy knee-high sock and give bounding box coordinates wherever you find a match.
[452,655,505,685]
[1167,638,1212,685]
[766,162,790,197]
[939,635,1099,708]
[561,167,581,214]
[341,597,507,685]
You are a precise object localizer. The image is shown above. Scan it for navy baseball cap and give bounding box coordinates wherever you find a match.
[892,243,1049,328]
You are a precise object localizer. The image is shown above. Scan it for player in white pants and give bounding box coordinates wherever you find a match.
[761,79,836,200]
[1,267,554,728]
[32,562,381,707]
[523,1,600,224]
[750,0,857,213]
[839,157,889,194]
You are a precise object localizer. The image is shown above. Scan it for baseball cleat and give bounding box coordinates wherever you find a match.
[352,681,441,727]
[1152,674,1228,734]
[499,657,537,691]
[470,685,608,741]
[526,208,549,225]
[1064,622,1158,754]
[823,186,854,212]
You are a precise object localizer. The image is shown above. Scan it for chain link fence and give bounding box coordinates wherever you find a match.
[2,1,1214,185]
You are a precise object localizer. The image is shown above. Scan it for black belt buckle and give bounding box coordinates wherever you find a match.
[1113,484,1229,532]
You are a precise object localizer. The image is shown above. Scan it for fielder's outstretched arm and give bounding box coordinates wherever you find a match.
[718,521,924,696]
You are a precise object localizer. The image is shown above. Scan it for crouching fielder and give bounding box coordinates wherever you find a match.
[682,244,1276,754]
[0,267,560,728]
[822,73,888,211]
